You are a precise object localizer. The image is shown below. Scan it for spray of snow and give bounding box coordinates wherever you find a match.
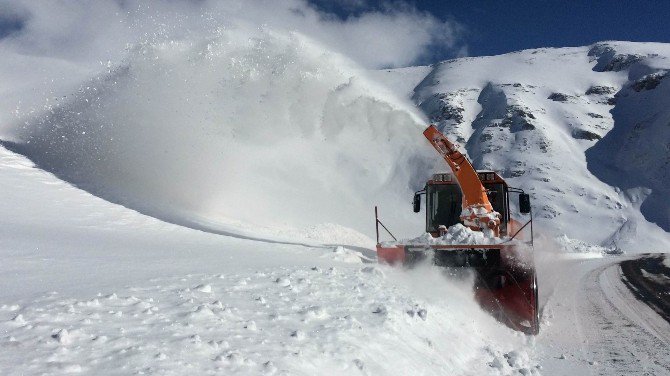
[4,26,434,245]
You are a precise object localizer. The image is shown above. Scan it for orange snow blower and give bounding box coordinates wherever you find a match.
[375,125,539,335]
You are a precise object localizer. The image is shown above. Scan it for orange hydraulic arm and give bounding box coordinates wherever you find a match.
[423,125,500,236]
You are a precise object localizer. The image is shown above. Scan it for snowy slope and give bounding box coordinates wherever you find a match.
[376,42,670,252]
[0,145,541,375]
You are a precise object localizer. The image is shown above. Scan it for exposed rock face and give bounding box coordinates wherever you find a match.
[548,92,573,102]
[631,72,667,92]
[585,85,617,95]
[589,43,644,72]
[572,129,602,141]
[418,92,465,124]
[500,105,536,131]
[603,54,644,72]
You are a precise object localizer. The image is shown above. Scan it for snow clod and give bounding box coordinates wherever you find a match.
[52,329,72,345]
[290,330,306,340]
[275,277,291,287]
[263,361,277,375]
[372,305,387,315]
[11,314,25,324]
[195,284,212,293]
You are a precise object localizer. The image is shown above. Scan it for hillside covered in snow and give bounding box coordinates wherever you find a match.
[373,41,670,252]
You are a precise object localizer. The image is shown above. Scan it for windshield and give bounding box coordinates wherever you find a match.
[426,183,508,234]
[427,184,462,232]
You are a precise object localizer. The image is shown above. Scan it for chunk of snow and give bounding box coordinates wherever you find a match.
[52,329,72,345]
[554,234,614,256]
[275,277,291,287]
[11,314,25,324]
[290,330,306,340]
[382,224,510,247]
[324,246,363,263]
[195,284,212,293]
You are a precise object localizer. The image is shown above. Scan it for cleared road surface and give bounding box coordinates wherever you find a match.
[538,253,670,375]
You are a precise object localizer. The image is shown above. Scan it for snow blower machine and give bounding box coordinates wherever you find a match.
[375,125,539,335]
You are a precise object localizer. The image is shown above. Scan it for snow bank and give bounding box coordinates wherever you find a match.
[0,259,537,375]
[4,26,432,243]
[553,234,617,257]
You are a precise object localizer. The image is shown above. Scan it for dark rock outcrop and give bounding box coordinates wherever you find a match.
[585,85,617,95]
[631,72,667,92]
[548,92,573,102]
[572,129,602,141]
[419,93,465,124]
[497,106,536,131]
[588,43,645,72]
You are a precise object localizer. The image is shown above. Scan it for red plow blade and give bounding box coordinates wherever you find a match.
[377,243,539,335]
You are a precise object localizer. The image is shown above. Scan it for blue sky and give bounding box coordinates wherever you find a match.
[309,0,670,61]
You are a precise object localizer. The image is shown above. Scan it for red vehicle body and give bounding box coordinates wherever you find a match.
[375,125,539,334]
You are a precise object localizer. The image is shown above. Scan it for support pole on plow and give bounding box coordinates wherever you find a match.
[375,206,379,244]
[374,206,396,244]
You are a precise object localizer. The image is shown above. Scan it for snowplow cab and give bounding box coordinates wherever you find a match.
[417,171,513,237]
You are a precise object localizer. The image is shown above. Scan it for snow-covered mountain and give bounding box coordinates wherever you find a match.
[372,41,670,252]
[2,24,670,374]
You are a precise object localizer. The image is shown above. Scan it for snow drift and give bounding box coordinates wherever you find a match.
[4,26,433,245]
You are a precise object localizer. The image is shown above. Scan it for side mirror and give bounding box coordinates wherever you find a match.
[413,193,421,213]
[519,193,531,214]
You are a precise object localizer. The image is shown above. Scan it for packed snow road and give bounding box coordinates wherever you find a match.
[537,253,670,375]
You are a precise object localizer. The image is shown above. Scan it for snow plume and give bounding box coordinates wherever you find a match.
[4,24,435,244]
[0,0,463,69]
[0,0,464,243]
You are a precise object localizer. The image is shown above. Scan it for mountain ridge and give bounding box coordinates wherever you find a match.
[373,41,670,251]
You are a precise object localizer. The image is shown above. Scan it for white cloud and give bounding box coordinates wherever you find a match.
[0,0,465,68]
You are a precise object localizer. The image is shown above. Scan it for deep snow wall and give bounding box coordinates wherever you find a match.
[4,27,434,244]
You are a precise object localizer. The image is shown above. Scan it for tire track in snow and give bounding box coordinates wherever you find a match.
[581,259,670,375]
